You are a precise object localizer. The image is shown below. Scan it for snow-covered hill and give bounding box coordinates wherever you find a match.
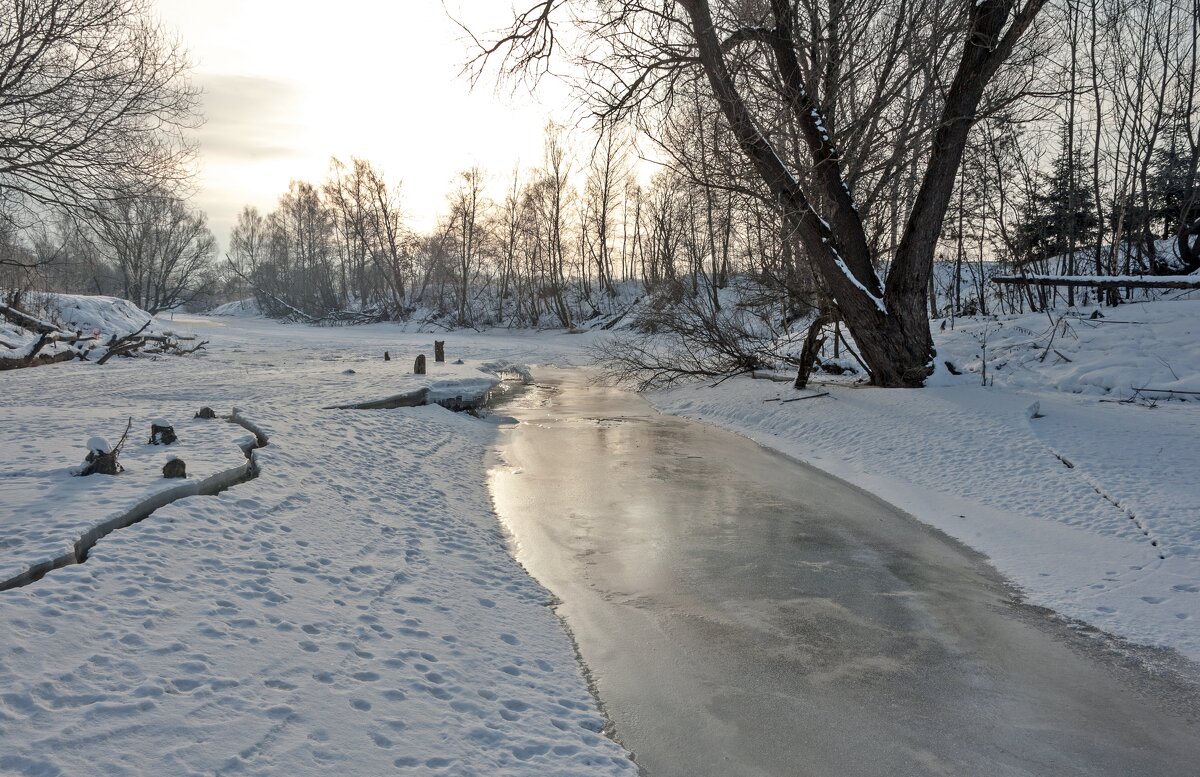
[1,292,206,368]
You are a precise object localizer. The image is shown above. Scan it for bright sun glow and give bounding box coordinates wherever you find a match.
[154,0,570,246]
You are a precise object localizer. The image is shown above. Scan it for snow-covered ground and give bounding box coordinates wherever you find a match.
[652,297,1200,661]
[3,293,1199,773]
[0,315,633,775]
[0,408,252,588]
[2,293,152,358]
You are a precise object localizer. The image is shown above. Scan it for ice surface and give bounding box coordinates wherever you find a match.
[652,299,1200,660]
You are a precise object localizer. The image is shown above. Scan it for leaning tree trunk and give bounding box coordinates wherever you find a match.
[1175,216,1200,274]
[682,0,1044,387]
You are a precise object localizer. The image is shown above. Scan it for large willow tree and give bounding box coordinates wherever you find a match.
[473,0,1048,386]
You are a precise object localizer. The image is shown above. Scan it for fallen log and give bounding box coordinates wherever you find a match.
[0,301,58,334]
[0,347,74,370]
[96,338,145,364]
[0,327,82,370]
[781,391,831,403]
[174,339,208,355]
[750,370,793,382]
[992,275,1200,290]
[323,387,430,410]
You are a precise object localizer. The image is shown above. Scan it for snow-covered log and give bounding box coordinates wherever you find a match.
[0,302,61,334]
[0,302,79,369]
[992,275,1200,290]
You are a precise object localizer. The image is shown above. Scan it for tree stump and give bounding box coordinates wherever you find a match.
[149,420,177,445]
[80,437,121,476]
[414,354,426,375]
[434,341,445,362]
[162,458,186,478]
[195,407,217,419]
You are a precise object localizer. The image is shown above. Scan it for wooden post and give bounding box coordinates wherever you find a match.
[414,354,426,375]
[434,340,445,362]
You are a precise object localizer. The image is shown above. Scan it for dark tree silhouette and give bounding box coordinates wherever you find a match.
[0,0,199,216]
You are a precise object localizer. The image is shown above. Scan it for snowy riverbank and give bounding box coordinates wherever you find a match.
[0,317,634,775]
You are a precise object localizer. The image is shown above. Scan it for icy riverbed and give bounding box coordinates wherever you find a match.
[652,299,1200,661]
[492,370,1200,777]
[3,299,1199,773]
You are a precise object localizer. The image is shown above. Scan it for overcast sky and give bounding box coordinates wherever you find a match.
[154,0,572,249]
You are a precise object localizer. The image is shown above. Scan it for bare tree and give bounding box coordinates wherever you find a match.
[0,0,199,216]
[93,189,215,313]
[446,167,487,326]
[526,123,574,327]
[583,126,628,297]
[472,0,1049,386]
[228,205,268,298]
[357,160,411,313]
[492,167,525,322]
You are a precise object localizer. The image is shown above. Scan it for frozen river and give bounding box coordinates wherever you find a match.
[490,369,1200,776]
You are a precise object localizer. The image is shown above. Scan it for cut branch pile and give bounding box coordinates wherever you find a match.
[0,301,207,370]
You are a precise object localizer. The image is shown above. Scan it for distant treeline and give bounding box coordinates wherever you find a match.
[2,0,1197,330]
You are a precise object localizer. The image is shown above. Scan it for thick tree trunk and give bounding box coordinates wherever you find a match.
[1175,216,1200,274]
[684,0,928,385]
[774,203,933,386]
[682,0,1043,386]
[0,344,74,371]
